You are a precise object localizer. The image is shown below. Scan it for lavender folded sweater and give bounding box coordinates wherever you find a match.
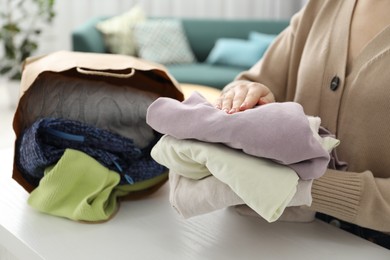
[147,92,330,180]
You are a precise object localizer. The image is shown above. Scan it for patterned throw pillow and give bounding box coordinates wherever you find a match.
[96,5,146,55]
[133,19,197,64]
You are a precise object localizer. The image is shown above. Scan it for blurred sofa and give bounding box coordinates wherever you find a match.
[72,17,289,89]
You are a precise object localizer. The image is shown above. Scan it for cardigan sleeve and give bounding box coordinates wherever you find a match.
[310,169,390,232]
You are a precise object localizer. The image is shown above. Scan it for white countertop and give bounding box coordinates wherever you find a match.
[1,147,389,260]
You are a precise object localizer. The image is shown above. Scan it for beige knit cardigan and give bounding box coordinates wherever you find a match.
[232,0,390,232]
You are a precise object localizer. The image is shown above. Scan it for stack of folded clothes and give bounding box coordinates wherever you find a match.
[146,92,340,222]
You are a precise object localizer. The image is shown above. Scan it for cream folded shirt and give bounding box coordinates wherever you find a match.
[152,135,299,222]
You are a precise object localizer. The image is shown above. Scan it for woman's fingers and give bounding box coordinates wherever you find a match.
[229,84,249,113]
[215,81,275,114]
[214,81,245,111]
[239,82,275,111]
[240,83,264,110]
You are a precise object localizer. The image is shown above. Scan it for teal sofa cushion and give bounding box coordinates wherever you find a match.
[72,16,109,53]
[249,31,277,54]
[167,63,244,89]
[205,38,264,69]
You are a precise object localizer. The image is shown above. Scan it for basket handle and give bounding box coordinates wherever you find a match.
[76,67,135,78]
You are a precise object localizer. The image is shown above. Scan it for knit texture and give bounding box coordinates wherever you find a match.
[16,117,165,186]
[17,71,158,148]
[310,169,361,224]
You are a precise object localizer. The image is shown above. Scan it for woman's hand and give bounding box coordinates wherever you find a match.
[214,80,275,114]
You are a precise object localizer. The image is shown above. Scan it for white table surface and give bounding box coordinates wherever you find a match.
[1,146,390,260]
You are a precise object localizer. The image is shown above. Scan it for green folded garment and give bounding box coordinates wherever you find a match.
[28,149,121,222]
[28,149,167,222]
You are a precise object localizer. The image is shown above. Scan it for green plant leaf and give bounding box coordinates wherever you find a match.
[0,0,56,79]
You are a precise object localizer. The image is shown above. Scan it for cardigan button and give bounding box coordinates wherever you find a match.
[330,76,340,91]
[329,219,342,228]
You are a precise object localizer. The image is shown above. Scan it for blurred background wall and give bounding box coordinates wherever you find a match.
[38,0,307,55]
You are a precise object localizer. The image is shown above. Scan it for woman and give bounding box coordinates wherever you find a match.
[215,0,390,247]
